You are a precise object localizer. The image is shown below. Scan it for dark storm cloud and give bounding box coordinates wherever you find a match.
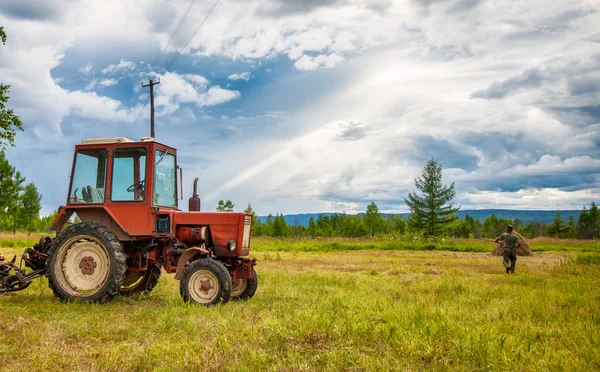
[470,68,546,99]
[365,0,394,14]
[0,0,64,21]
[568,77,600,96]
[403,135,480,171]
[260,0,346,16]
[546,106,600,128]
[413,0,482,13]
[461,132,546,164]
[463,167,600,193]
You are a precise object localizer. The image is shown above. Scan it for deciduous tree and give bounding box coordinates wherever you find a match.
[0,27,24,148]
[216,199,235,212]
[20,183,42,235]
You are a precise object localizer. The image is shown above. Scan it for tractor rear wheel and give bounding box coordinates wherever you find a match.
[180,259,231,306]
[120,264,161,295]
[45,222,127,303]
[231,269,258,301]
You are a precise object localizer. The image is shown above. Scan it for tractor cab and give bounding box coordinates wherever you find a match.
[68,137,177,208]
[57,137,180,239]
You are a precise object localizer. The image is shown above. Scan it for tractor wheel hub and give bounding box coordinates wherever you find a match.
[79,256,97,275]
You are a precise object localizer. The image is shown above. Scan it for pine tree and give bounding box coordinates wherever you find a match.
[547,211,566,238]
[565,216,578,239]
[308,217,317,238]
[272,213,289,237]
[578,202,600,239]
[405,159,459,237]
[364,202,384,238]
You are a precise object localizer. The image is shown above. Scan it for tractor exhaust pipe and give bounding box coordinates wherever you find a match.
[189,177,201,211]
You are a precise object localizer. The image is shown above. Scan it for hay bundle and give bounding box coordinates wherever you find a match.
[491,231,533,256]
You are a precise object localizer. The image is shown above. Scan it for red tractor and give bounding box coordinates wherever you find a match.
[0,137,257,305]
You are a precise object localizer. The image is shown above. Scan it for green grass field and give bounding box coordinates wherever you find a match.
[1,238,599,371]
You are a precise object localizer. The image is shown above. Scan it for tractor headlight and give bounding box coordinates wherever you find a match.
[228,240,237,251]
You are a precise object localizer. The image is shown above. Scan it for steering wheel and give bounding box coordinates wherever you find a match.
[127,180,145,193]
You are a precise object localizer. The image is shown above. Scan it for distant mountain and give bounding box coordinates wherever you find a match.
[258,209,582,227]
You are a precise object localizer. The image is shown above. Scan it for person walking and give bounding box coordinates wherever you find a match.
[495,225,522,273]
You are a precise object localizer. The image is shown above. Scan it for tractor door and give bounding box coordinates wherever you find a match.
[104,146,152,236]
[152,147,178,237]
[68,148,108,204]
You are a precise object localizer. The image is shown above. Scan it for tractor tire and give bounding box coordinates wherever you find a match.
[231,268,258,301]
[120,264,161,295]
[45,222,127,303]
[180,259,231,306]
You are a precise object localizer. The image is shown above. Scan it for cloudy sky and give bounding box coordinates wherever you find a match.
[1,0,599,216]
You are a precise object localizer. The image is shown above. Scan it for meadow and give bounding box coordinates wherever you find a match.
[1,235,599,371]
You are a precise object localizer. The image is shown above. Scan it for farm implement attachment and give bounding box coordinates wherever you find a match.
[0,237,52,294]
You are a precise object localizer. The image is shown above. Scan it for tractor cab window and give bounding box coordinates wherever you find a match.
[153,149,176,207]
[69,149,108,204]
[111,148,147,202]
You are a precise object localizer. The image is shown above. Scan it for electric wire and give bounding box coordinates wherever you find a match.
[125,0,221,138]
[120,0,198,137]
[163,0,221,71]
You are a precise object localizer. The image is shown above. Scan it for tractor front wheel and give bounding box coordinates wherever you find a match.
[120,264,161,295]
[231,269,258,301]
[180,259,231,306]
[45,223,127,303]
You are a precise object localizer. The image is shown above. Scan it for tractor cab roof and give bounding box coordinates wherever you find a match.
[80,137,160,145]
[78,137,176,151]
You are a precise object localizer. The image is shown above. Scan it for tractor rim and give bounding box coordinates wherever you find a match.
[54,235,110,297]
[189,269,219,304]
[231,278,248,297]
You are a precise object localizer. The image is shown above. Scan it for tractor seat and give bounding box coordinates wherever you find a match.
[82,185,105,203]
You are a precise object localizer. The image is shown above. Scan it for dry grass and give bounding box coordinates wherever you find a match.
[1,242,599,371]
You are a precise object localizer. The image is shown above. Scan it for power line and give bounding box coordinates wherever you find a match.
[126,0,221,137]
[149,0,198,77]
[120,0,198,137]
[164,0,221,71]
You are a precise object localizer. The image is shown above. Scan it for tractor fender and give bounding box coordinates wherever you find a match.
[50,206,74,232]
[174,246,211,280]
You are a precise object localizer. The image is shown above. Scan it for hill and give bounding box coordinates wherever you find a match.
[259,209,581,227]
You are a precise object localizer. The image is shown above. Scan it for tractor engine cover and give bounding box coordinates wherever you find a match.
[176,226,207,245]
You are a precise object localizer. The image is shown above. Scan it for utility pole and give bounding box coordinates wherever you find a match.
[142,78,160,138]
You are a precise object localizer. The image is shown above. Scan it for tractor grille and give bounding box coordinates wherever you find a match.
[242,215,252,248]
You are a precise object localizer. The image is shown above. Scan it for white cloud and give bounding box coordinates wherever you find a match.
[201,86,241,106]
[78,63,93,74]
[84,79,97,91]
[294,53,344,71]
[154,72,240,116]
[227,72,251,81]
[101,59,136,75]
[98,78,118,87]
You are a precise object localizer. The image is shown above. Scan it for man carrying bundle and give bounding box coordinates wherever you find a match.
[495,225,522,273]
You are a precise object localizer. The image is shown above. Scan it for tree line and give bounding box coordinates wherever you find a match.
[242,201,599,240]
[0,151,45,234]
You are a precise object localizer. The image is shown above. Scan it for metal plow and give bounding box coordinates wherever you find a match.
[0,237,52,294]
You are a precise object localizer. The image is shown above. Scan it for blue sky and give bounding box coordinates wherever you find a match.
[1,0,599,216]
